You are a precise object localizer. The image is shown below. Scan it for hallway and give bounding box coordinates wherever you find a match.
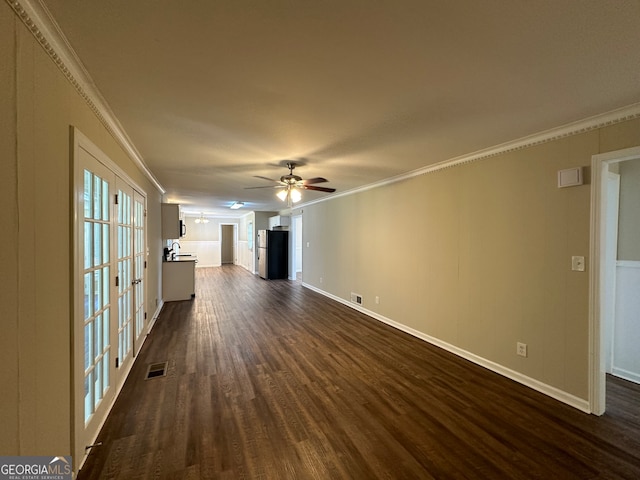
[78,266,640,479]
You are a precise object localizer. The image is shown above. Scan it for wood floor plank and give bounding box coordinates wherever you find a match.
[78,265,640,479]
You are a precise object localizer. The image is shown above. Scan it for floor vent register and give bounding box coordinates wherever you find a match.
[145,361,168,379]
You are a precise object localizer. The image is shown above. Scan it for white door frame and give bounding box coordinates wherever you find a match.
[73,136,117,471]
[589,145,640,415]
[602,172,620,376]
[290,214,303,280]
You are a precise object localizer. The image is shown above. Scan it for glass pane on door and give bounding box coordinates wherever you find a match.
[117,189,133,364]
[82,170,111,423]
[133,196,146,347]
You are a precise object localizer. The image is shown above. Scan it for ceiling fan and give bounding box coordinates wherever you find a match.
[246,162,336,206]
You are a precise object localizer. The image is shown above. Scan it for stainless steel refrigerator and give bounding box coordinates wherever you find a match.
[257,230,288,279]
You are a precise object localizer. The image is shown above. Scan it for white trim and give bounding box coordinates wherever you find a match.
[616,260,640,268]
[147,300,164,332]
[7,0,165,195]
[298,102,640,209]
[611,367,640,385]
[303,282,591,413]
[589,145,640,415]
[589,157,607,415]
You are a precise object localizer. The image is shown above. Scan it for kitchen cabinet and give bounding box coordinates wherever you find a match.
[162,259,196,301]
[269,215,290,229]
[161,203,184,239]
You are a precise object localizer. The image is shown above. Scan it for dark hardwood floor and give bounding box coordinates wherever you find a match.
[78,265,640,479]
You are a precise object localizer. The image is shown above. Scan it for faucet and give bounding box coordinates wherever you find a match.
[170,241,180,260]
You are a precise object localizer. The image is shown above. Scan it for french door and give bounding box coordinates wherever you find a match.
[115,180,134,376]
[73,129,147,467]
[77,152,114,446]
[133,191,147,354]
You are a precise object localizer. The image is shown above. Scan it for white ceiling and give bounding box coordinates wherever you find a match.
[42,0,640,215]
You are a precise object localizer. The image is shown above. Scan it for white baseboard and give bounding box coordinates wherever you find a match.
[147,300,164,331]
[302,282,591,413]
[611,367,640,385]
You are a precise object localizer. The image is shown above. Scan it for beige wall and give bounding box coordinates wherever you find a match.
[1,3,163,457]
[618,159,640,261]
[1,8,20,455]
[303,117,640,401]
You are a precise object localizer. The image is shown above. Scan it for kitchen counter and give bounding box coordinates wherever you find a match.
[164,253,197,262]
[162,257,196,301]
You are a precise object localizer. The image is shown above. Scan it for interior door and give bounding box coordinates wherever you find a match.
[115,178,134,382]
[74,143,116,469]
[133,191,147,354]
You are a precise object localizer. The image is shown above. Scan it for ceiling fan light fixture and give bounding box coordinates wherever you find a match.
[255,162,333,206]
[230,202,244,210]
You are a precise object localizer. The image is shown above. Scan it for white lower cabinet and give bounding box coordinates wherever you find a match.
[162,260,196,301]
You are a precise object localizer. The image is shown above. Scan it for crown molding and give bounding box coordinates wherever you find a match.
[299,102,640,209]
[9,0,639,205]
[7,0,165,194]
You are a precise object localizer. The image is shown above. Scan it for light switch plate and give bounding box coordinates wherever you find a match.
[572,256,585,272]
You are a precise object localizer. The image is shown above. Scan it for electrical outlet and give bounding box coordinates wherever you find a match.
[320,277,323,284]
[517,342,528,357]
[375,296,380,305]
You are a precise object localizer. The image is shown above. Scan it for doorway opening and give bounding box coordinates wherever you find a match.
[291,214,303,282]
[220,223,238,265]
[590,145,640,415]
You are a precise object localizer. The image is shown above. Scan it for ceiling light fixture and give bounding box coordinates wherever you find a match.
[194,213,209,224]
[277,186,302,207]
[230,202,244,210]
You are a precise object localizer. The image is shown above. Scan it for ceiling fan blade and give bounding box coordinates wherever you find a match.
[253,175,280,182]
[244,185,285,190]
[303,185,336,193]
[253,175,278,182]
[302,177,328,185]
